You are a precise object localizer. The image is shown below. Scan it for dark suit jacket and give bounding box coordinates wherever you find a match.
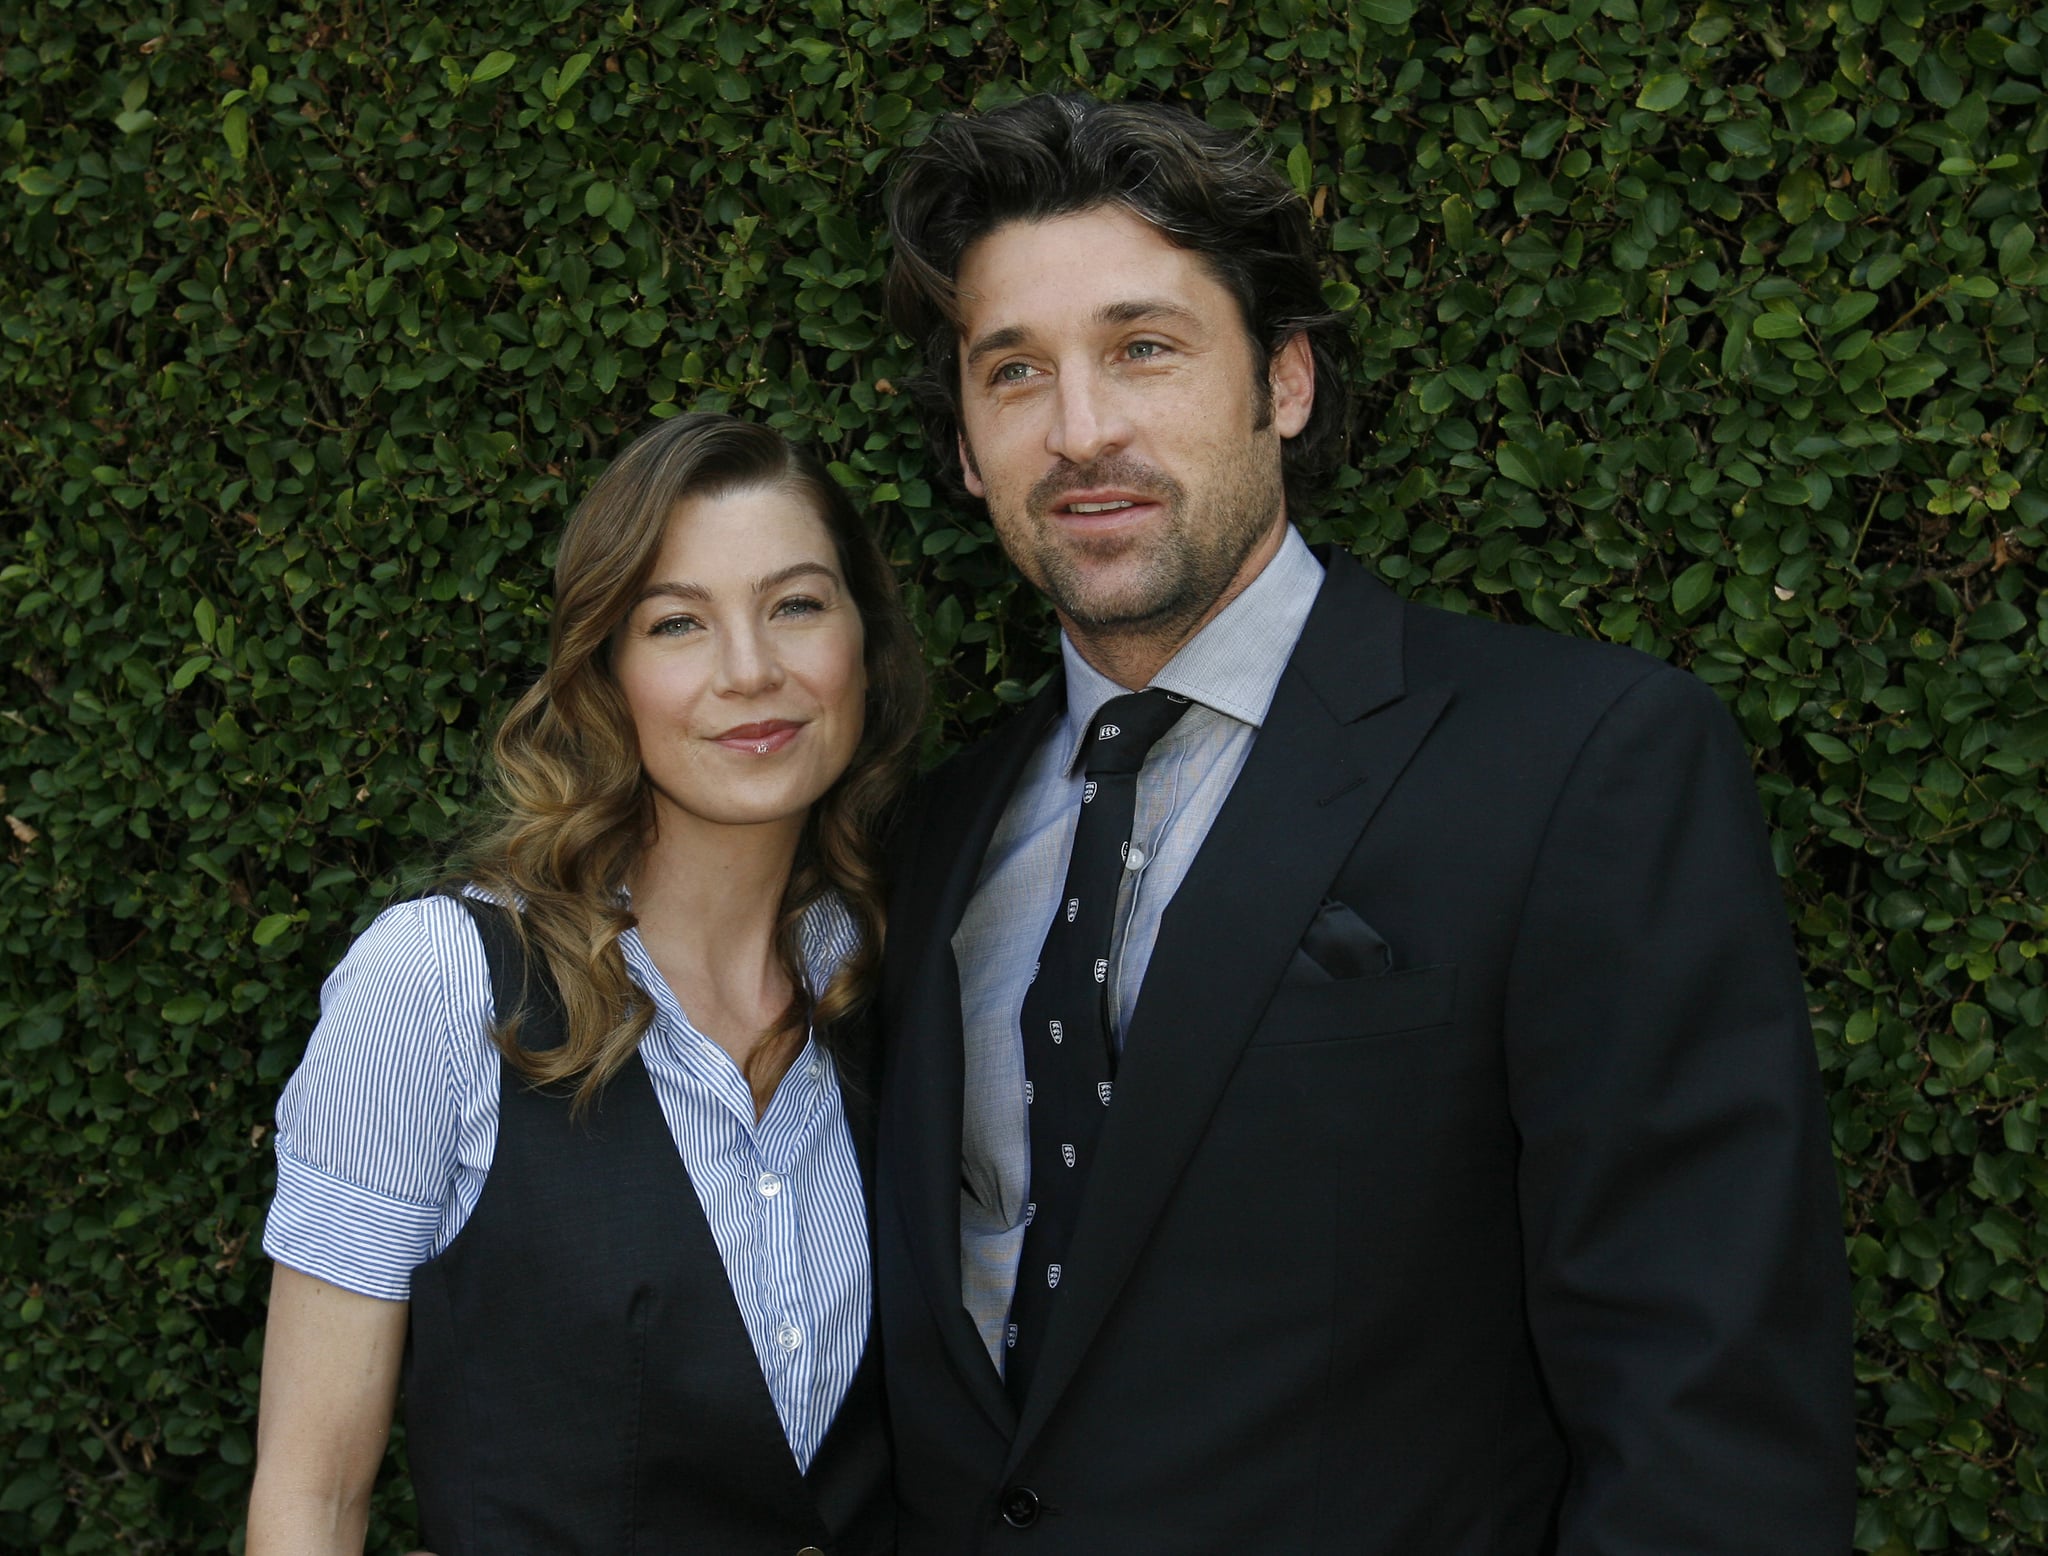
[875,549,1853,1554]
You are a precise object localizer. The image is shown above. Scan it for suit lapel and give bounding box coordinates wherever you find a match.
[885,676,1065,1436]
[1007,553,1455,1458]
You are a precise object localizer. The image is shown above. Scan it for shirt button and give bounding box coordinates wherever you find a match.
[756,1170,783,1198]
[1125,844,1148,871]
[775,1322,803,1351]
[808,1060,823,1080]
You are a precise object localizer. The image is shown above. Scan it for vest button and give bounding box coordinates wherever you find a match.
[999,1485,1041,1527]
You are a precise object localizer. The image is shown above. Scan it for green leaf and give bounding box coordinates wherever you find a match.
[1672,560,1718,616]
[556,51,593,97]
[1495,444,1542,489]
[1998,223,2036,279]
[1964,599,2028,640]
[472,50,518,84]
[1876,891,1926,931]
[161,994,207,1025]
[1724,574,1768,621]
[252,914,296,947]
[1804,108,1855,145]
[1351,0,1416,23]
[1285,143,1311,197]
[1882,356,1944,400]
[1442,193,1475,251]
[1776,169,1822,224]
[1972,1215,2024,1264]
[584,180,616,219]
[1636,73,1688,113]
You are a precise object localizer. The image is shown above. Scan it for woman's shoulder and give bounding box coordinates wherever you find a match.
[333,890,491,981]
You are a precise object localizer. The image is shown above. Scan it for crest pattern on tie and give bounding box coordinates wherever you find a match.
[1005,686,1191,1401]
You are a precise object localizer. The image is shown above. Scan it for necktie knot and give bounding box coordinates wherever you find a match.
[1083,689,1192,778]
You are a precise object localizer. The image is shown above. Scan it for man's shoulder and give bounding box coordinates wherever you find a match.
[1383,581,1705,721]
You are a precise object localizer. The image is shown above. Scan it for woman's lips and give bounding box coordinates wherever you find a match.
[711,720,803,754]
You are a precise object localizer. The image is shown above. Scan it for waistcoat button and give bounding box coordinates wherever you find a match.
[999,1485,1041,1527]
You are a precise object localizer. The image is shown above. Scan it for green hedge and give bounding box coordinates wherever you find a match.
[2,0,2043,1549]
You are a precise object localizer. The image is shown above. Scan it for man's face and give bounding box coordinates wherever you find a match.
[952,204,1314,646]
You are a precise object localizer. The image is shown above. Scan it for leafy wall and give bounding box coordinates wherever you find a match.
[1,0,2043,1549]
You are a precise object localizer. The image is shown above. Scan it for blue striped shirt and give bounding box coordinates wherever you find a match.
[262,890,869,1469]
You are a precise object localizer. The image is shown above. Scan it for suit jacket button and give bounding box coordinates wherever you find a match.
[796,1549,826,1555]
[1000,1486,1042,1527]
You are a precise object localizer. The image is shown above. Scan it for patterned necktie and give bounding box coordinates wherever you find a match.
[1005,687,1192,1401]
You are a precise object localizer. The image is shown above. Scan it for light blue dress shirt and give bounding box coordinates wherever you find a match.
[951,527,1326,1364]
[262,890,869,1469]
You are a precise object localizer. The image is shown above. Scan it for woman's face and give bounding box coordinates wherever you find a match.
[611,483,867,843]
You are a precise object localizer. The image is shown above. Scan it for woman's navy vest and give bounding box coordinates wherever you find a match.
[401,898,893,1554]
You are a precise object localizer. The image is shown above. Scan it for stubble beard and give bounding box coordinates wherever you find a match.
[999,450,1287,651]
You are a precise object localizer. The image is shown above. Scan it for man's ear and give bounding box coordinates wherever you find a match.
[957,432,986,498]
[1270,332,1315,440]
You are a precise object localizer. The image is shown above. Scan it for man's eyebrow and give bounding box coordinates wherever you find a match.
[1097,298,1203,330]
[962,323,1028,372]
[963,301,1206,371]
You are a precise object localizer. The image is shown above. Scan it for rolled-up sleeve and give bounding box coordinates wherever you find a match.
[263,897,490,1301]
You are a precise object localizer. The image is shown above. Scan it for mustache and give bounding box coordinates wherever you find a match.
[1027,456,1184,516]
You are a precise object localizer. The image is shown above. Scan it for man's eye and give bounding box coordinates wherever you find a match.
[994,361,1037,383]
[1127,340,1166,360]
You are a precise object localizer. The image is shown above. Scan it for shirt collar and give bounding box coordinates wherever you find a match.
[1054,524,1325,775]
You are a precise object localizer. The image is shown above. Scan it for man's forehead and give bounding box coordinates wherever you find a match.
[952,208,1229,340]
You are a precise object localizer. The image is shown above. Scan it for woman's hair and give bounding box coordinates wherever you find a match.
[884,92,1357,517]
[454,412,924,1106]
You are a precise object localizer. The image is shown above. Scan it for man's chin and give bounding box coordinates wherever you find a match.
[1048,579,1204,637]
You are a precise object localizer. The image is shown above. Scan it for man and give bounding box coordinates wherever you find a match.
[873,93,1852,1553]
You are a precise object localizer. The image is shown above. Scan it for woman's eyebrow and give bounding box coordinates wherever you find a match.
[752,561,841,594]
[633,579,711,606]
[633,562,840,607]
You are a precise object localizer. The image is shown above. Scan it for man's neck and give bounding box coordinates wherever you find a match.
[1060,518,1290,689]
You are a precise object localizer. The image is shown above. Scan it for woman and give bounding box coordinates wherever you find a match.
[245,413,922,1554]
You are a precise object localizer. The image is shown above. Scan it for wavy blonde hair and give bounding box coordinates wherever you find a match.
[453,413,923,1106]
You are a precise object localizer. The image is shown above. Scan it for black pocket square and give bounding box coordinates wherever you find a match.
[1288,897,1392,983]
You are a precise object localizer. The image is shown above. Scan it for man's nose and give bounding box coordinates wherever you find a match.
[1046,371,1130,466]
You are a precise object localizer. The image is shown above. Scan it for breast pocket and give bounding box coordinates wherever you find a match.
[1249,963,1459,1047]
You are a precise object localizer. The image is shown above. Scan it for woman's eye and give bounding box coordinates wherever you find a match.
[774,595,826,619]
[648,613,702,637]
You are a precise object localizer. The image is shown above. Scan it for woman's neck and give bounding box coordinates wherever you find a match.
[626,809,807,1115]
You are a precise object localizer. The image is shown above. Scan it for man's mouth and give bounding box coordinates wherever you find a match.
[1051,488,1156,521]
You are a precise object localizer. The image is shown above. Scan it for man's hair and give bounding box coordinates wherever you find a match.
[884,93,1356,515]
